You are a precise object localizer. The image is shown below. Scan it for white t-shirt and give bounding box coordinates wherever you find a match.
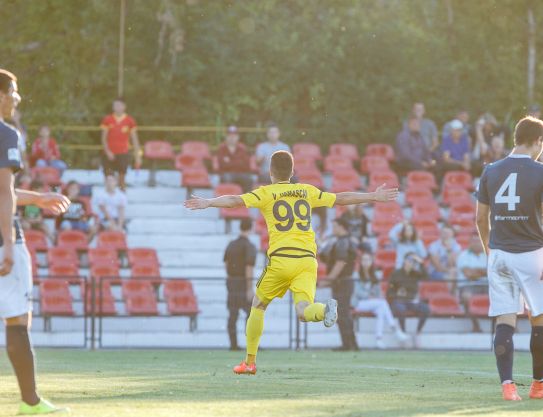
[93,189,127,220]
[456,249,487,284]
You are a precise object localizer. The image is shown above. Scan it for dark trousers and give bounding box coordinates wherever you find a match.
[391,300,430,333]
[227,292,251,349]
[332,279,358,349]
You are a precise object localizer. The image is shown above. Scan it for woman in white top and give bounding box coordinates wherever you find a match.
[352,252,408,349]
[389,221,427,270]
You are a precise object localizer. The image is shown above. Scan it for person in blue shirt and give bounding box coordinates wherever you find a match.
[439,119,471,177]
[476,116,543,401]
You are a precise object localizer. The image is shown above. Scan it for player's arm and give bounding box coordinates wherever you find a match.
[15,189,70,215]
[0,168,15,275]
[334,183,399,206]
[184,194,245,210]
[476,201,491,255]
[101,124,113,160]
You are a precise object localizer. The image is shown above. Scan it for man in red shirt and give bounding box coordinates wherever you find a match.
[217,125,253,192]
[100,98,141,190]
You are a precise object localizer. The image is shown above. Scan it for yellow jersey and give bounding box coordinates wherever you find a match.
[241,182,336,257]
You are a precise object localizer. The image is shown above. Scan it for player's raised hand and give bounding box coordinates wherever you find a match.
[36,192,71,215]
[374,183,399,202]
[184,194,211,210]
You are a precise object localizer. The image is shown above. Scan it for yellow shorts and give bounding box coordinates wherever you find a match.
[255,255,318,305]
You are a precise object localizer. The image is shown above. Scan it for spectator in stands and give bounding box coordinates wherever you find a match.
[428,225,461,280]
[396,116,435,173]
[339,204,371,251]
[19,180,55,243]
[93,174,127,231]
[456,233,487,332]
[217,125,253,192]
[483,135,509,165]
[404,102,439,152]
[442,109,471,138]
[101,98,141,191]
[472,112,510,158]
[439,119,471,174]
[58,180,97,240]
[30,125,67,174]
[387,252,430,341]
[389,221,427,270]
[255,122,290,184]
[324,218,358,351]
[352,252,408,349]
[224,218,257,350]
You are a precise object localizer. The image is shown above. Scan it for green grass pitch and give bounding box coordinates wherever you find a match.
[1,349,543,417]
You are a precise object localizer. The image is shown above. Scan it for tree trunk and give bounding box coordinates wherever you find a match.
[527,5,536,104]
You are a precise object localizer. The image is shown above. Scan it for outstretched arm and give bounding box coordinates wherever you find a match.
[15,189,70,215]
[184,194,245,210]
[335,183,399,206]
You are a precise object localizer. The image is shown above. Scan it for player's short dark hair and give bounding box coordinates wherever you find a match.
[240,218,252,232]
[514,116,543,146]
[270,151,293,181]
[0,69,17,94]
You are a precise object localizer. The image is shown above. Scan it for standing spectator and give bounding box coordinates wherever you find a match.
[19,180,55,243]
[396,116,435,173]
[217,126,253,192]
[404,102,439,152]
[57,181,97,240]
[224,218,257,351]
[30,125,67,174]
[428,225,461,280]
[255,122,290,184]
[325,218,358,351]
[93,175,127,231]
[339,204,370,250]
[439,120,471,174]
[456,233,487,332]
[387,252,430,340]
[472,112,510,159]
[443,110,471,138]
[483,135,509,165]
[100,98,141,191]
[352,252,408,349]
[389,221,428,270]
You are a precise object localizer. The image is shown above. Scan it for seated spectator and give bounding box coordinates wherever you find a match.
[442,110,470,138]
[19,180,55,243]
[389,221,428,270]
[217,125,253,192]
[428,225,461,280]
[483,135,509,164]
[352,252,408,349]
[403,102,439,152]
[396,116,435,173]
[472,112,509,159]
[92,175,127,231]
[439,119,471,174]
[57,181,97,240]
[339,204,371,251]
[387,252,430,340]
[456,234,487,332]
[255,122,290,184]
[30,125,67,174]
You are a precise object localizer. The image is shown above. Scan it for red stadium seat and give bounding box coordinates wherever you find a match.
[90,264,120,284]
[374,201,403,221]
[405,187,434,206]
[371,216,397,237]
[360,156,390,174]
[31,166,61,186]
[57,230,88,251]
[365,144,395,162]
[294,156,319,174]
[131,263,161,278]
[220,207,251,220]
[443,171,474,191]
[97,231,128,251]
[329,143,360,161]
[468,294,490,317]
[449,203,476,225]
[429,294,464,316]
[175,153,206,172]
[293,143,323,160]
[181,141,211,159]
[412,201,441,222]
[297,170,325,189]
[407,171,438,190]
[40,280,74,316]
[368,171,400,191]
[419,281,450,301]
[374,250,396,278]
[48,263,80,278]
[323,155,354,173]
[24,230,48,252]
[127,248,159,267]
[442,187,472,207]
[144,140,175,161]
[163,279,196,298]
[47,247,79,268]
[317,262,327,281]
[84,281,117,316]
[181,166,211,189]
[88,248,120,267]
[255,215,267,235]
[122,280,158,316]
[412,219,440,246]
[331,169,362,193]
[215,183,243,196]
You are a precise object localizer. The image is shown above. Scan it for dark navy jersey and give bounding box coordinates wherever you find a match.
[476,154,543,253]
[0,121,24,246]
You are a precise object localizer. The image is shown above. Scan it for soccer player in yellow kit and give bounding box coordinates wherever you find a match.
[184,151,399,374]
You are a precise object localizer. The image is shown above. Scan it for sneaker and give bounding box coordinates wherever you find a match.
[394,328,409,343]
[530,380,543,399]
[18,398,70,415]
[323,299,338,328]
[233,361,257,375]
[376,339,386,349]
[502,383,522,401]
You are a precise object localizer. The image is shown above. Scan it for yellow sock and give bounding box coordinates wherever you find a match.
[303,303,325,322]
[245,307,265,362]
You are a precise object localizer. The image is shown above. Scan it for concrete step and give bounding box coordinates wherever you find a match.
[158,249,266,268]
[129,218,226,235]
[125,203,220,219]
[127,234,259,251]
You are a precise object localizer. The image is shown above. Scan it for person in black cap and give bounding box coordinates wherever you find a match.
[325,218,359,351]
[224,218,257,350]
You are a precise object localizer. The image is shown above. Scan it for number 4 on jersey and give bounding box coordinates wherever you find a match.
[495,173,520,211]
